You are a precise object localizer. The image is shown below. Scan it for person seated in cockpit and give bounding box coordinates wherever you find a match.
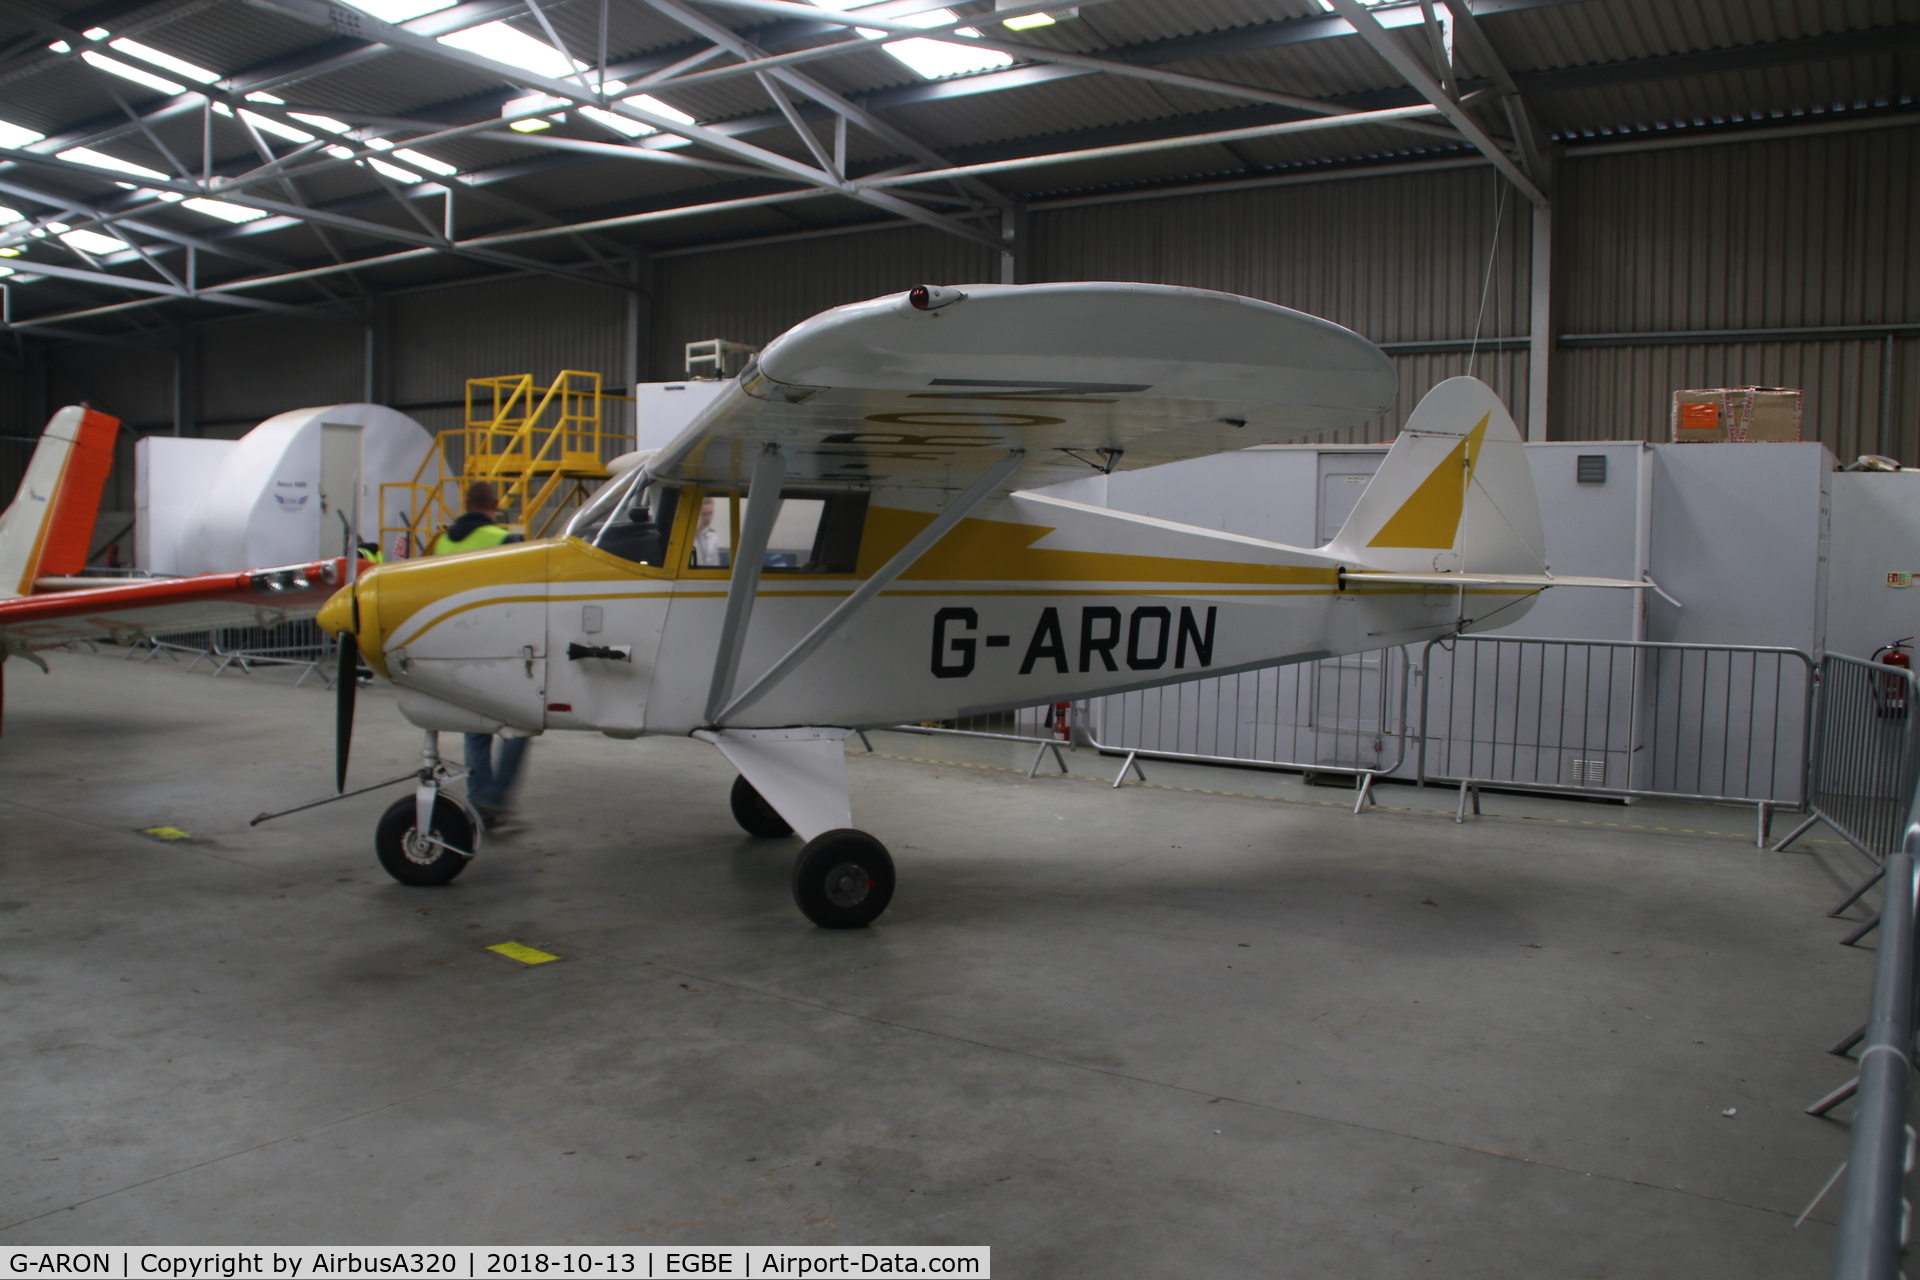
[691,495,729,568]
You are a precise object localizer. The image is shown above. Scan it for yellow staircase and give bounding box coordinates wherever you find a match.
[382,371,624,557]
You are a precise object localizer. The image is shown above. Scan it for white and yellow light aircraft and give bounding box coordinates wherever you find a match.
[296,281,1647,928]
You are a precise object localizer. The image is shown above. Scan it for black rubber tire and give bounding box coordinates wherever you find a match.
[730,775,794,838]
[791,829,894,928]
[374,794,475,886]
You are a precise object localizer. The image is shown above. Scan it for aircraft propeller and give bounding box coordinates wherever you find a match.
[335,629,356,792]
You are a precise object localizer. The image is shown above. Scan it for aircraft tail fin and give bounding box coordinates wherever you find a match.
[1325,376,1545,577]
[0,406,121,599]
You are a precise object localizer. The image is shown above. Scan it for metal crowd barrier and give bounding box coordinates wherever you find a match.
[1418,637,1814,843]
[1081,648,1411,810]
[892,703,1077,778]
[1775,655,1920,864]
[128,620,339,686]
[1827,810,1920,1280]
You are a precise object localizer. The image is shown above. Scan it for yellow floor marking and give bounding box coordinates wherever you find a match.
[861,751,1840,850]
[487,941,562,966]
[138,826,193,840]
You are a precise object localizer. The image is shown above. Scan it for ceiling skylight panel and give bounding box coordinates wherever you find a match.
[0,120,46,148]
[80,51,185,95]
[289,112,354,135]
[334,0,455,21]
[366,156,424,183]
[57,147,169,180]
[439,22,581,81]
[804,3,1012,80]
[391,148,456,175]
[107,38,220,85]
[179,197,268,223]
[238,110,315,143]
[582,92,695,138]
[59,227,126,255]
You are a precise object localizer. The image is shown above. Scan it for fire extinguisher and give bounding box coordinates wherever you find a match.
[1872,637,1913,717]
[1050,701,1072,741]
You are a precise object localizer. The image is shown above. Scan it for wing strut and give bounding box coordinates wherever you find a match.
[704,444,790,723]
[713,449,1025,726]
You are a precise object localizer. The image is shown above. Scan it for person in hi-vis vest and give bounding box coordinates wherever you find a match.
[430,481,527,825]
[432,480,522,555]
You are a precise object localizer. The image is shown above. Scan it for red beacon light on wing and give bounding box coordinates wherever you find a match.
[905,284,967,311]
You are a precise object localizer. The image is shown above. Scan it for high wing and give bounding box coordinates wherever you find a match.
[650,282,1397,494]
[0,559,347,651]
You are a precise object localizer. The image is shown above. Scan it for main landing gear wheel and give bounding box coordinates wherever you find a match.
[375,794,475,886]
[730,775,794,838]
[792,829,895,929]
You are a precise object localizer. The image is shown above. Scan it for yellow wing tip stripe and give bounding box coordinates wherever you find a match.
[1367,412,1492,550]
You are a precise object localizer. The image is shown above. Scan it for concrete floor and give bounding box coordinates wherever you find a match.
[0,647,1878,1275]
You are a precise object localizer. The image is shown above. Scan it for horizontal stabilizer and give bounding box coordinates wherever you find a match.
[1342,571,1650,590]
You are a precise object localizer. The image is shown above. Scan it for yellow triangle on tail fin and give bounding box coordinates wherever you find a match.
[1367,413,1491,549]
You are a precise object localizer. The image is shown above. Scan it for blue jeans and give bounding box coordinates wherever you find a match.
[464,733,528,810]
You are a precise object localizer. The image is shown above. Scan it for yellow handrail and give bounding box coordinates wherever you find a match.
[380,370,616,558]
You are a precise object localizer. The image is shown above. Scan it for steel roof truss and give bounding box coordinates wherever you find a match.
[1323,0,1545,207]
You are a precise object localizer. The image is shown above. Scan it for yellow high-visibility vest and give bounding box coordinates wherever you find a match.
[432,522,512,556]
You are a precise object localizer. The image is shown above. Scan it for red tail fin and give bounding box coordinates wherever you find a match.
[0,406,122,597]
[36,408,119,577]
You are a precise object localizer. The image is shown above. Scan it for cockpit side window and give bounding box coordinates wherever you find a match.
[592,482,681,567]
[688,490,866,574]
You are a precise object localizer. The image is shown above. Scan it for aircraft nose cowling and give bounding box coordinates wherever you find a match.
[315,571,387,677]
[316,584,354,637]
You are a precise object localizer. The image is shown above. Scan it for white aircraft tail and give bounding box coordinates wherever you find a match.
[1325,376,1546,576]
[0,405,121,599]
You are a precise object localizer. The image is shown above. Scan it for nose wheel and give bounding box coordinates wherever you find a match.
[792,829,894,928]
[374,793,477,886]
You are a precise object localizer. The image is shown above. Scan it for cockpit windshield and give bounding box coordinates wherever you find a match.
[565,468,644,543]
[589,478,680,568]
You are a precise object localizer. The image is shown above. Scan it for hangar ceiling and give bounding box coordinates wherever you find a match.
[0,0,1914,345]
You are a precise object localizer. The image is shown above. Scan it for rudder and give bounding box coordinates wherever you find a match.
[1325,377,1544,576]
[0,406,121,598]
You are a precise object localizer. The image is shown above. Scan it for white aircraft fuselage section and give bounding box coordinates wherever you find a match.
[349,486,1533,737]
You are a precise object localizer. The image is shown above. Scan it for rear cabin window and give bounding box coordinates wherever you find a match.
[691,490,866,574]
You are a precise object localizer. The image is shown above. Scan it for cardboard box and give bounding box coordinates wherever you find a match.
[1672,388,1735,442]
[1741,387,1803,442]
[1670,386,1804,443]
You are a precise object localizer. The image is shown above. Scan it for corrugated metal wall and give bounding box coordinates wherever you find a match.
[1555,128,1920,459]
[44,343,174,429]
[650,227,998,378]
[1030,166,1532,441]
[390,275,629,405]
[197,315,364,427]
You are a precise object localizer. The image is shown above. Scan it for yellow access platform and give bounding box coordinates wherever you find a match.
[382,370,625,557]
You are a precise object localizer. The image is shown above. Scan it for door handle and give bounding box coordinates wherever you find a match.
[522,645,537,677]
[567,643,632,662]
